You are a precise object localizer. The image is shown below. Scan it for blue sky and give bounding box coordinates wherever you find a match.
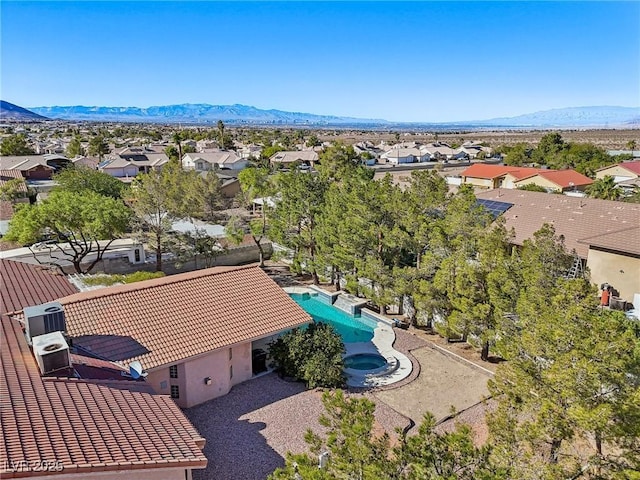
[2,1,639,122]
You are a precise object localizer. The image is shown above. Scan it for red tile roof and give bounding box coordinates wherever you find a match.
[532,169,594,189]
[0,170,27,192]
[597,160,640,176]
[0,314,207,478]
[461,163,543,180]
[475,189,640,258]
[57,265,311,370]
[1,259,78,314]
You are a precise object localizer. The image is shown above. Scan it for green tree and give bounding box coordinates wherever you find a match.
[53,165,125,199]
[127,163,204,271]
[503,143,533,166]
[0,133,35,156]
[270,169,329,283]
[268,323,345,388]
[4,190,130,274]
[217,120,226,149]
[271,390,500,480]
[489,279,640,479]
[238,166,274,266]
[65,136,84,157]
[626,140,637,151]
[0,177,28,202]
[88,135,110,160]
[586,175,623,201]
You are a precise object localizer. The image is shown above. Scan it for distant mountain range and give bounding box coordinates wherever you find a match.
[28,103,386,125]
[0,100,49,122]
[472,106,640,128]
[2,100,639,128]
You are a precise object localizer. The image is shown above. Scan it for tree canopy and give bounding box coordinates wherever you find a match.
[4,190,130,274]
[1,133,35,156]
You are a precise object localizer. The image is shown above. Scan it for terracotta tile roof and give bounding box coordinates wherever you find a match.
[578,225,640,256]
[57,265,311,370]
[475,189,640,258]
[461,163,543,180]
[0,314,207,478]
[597,160,640,175]
[1,259,78,314]
[532,169,594,189]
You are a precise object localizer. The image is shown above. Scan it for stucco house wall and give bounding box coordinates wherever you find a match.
[514,175,561,192]
[595,165,639,182]
[463,176,493,188]
[102,165,139,178]
[50,467,194,480]
[147,342,253,408]
[586,247,640,302]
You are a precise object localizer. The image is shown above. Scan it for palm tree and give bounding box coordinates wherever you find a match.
[172,131,182,161]
[217,120,225,149]
[586,176,622,201]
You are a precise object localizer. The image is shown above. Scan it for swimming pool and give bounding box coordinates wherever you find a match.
[290,293,375,343]
[344,353,387,370]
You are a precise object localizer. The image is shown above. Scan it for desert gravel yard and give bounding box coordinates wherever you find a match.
[186,373,410,480]
[374,346,491,424]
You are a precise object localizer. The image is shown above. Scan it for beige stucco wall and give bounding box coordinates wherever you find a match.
[147,342,253,408]
[45,467,193,480]
[463,177,493,188]
[514,175,560,192]
[595,165,638,181]
[586,248,640,301]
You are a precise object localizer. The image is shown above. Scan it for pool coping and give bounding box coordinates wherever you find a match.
[284,286,413,388]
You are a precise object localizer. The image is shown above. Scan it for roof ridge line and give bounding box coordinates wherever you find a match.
[59,264,260,305]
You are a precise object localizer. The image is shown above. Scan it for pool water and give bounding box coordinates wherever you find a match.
[344,353,387,370]
[290,294,375,343]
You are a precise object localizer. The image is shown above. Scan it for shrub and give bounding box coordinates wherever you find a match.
[269,322,345,388]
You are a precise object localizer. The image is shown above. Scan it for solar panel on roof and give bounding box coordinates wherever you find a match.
[476,199,513,218]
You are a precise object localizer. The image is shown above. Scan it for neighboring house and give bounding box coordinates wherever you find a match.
[99,153,169,179]
[595,161,640,183]
[421,143,457,161]
[182,152,248,171]
[578,226,640,304]
[269,150,319,167]
[513,169,593,193]
[475,189,640,302]
[461,164,543,189]
[381,148,418,164]
[71,155,100,170]
[201,171,241,198]
[0,154,71,180]
[54,265,311,408]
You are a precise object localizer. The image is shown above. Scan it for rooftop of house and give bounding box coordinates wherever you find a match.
[50,264,311,370]
[1,259,79,314]
[462,163,544,180]
[270,151,319,163]
[523,169,594,188]
[475,189,640,258]
[183,151,241,165]
[578,225,640,257]
[597,160,640,175]
[0,314,207,479]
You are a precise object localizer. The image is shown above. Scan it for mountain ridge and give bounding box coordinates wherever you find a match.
[9,102,640,127]
[0,100,49,121]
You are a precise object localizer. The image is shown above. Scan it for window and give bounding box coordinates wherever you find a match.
[169,365,178,378]
[160,380,167,390]
[170,385,180,399]
[230,365,233,380]
[229,348,233,361]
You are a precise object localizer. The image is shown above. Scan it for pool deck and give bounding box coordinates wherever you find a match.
[284,286,413,388]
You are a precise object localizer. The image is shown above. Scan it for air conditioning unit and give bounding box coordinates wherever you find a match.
[23,302,65,345]
[32,331,71,375]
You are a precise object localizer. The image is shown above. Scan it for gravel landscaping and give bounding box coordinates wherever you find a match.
[186,373,410,480]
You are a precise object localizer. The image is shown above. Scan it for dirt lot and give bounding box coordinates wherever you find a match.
[318,128,639,150]
[374,346,491,424]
